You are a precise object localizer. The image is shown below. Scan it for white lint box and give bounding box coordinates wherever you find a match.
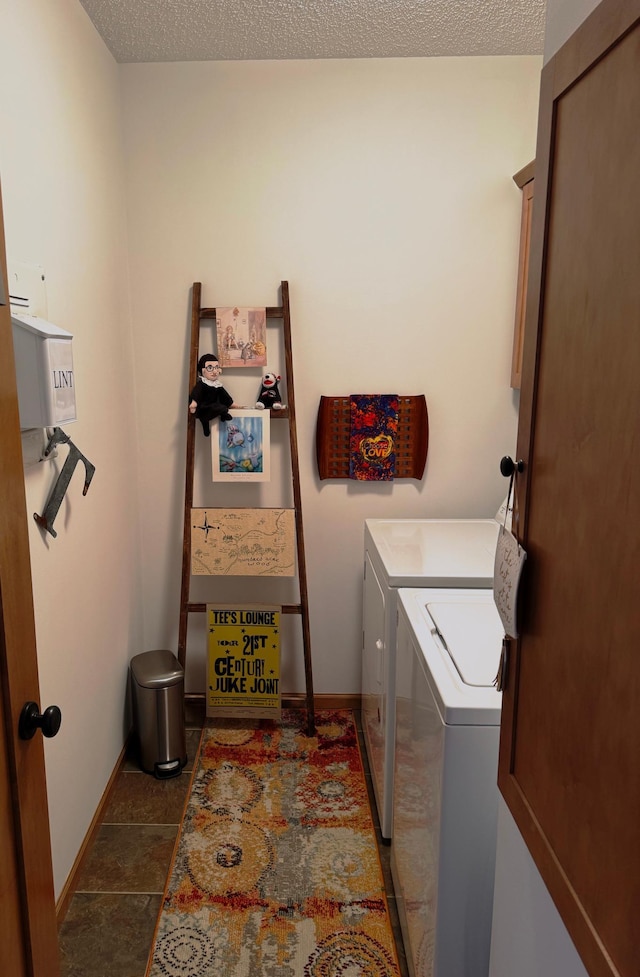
[12,314,76,428]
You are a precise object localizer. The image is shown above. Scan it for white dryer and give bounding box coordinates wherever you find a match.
[391,587,503,977]
[361,516,501,838]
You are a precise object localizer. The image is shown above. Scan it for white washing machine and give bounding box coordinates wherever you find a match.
[362,516,502,838]
[391,587,504,977]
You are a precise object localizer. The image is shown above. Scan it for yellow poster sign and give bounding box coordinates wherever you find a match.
[206,604,281,719]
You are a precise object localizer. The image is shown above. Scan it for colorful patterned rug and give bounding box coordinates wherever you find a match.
[145,710,401,976]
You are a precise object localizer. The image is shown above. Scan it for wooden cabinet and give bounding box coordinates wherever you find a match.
[510,160,534,389]
[499,3,640,976]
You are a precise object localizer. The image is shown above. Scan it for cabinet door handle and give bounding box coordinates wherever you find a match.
[500,455,524,477]
[19,701,62,740]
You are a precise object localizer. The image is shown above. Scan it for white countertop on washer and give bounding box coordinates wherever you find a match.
[366,518,499,588]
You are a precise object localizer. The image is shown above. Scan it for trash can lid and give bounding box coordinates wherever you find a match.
[130,649,184,688]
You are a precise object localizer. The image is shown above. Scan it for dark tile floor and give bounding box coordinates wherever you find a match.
[57,703,409,977]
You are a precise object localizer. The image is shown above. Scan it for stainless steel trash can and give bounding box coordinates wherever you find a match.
[130,649,187,779]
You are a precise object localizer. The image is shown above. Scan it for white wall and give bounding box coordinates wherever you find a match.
[489,800,588,977]
[0,0,142,898]
[544,0,602,61]
[491,2,601,976]
[121,56,541,697]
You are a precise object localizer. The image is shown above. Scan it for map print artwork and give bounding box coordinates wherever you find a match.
[191,508,295,576]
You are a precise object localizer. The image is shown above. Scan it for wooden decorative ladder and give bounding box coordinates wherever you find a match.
[177,281,315,735]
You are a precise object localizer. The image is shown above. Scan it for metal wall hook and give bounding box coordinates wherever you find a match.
[34,427,96,538]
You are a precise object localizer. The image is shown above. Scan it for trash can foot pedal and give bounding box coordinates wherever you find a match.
[154,758,185,779]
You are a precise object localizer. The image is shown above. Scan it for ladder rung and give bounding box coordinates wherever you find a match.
[199,305,284,320]
[187,602,303,615]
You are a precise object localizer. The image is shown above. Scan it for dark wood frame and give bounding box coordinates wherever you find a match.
[315,395,428,480]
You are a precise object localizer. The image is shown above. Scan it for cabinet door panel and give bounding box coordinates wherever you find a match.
[499,5,640,977]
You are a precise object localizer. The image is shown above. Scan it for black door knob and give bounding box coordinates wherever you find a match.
[18,701,62,740]
[500,456,524,477]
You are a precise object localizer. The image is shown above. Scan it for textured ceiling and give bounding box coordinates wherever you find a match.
[79,0,546,63]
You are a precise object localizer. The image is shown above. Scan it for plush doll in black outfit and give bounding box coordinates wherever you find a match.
[256,373,285,410]
[189,354,236,436]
